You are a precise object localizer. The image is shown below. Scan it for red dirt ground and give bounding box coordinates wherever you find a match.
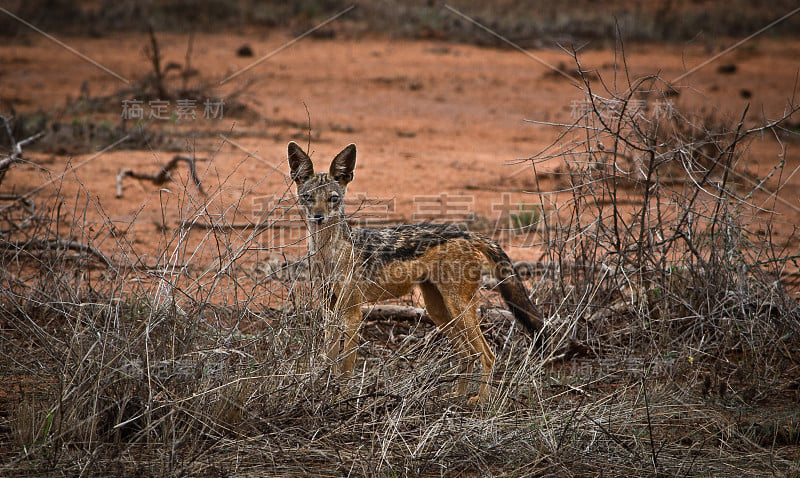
[2,31,799,285]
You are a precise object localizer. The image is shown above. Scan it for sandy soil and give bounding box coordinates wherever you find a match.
[2,31,799,269]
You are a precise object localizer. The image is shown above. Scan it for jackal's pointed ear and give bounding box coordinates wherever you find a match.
[288,141,314,186]
[329,143,356,188]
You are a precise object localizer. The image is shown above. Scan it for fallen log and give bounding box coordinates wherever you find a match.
[361,304,513,323]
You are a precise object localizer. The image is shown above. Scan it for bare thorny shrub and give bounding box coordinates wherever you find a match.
[534,61,800,383]
[1,60,800,476]
[525,53,800,470]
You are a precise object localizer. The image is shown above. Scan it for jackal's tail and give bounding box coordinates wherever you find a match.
[474,235,546,348]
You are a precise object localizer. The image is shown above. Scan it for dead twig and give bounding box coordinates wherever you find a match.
[116,154,205,198]
[0,116,45,187]
[3,238,112,267]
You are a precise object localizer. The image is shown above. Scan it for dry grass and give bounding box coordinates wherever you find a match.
[1,57,800,477]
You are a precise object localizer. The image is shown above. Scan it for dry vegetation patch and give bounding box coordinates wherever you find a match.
[1,63,799,475]
[1,6,800,475]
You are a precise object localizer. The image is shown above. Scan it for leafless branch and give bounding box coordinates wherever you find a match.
[0,116,44,187]
[3,238,112,267]
[116,154,205,198]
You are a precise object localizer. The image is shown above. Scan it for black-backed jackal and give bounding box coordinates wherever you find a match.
[288,141,545,404]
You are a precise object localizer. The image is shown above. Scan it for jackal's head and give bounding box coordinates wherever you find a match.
[288,141,356,226]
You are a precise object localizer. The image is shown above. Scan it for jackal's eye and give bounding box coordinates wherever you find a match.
[300,193,313,203]
[329,193,340,203]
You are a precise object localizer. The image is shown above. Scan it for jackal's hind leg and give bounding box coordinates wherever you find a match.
[440,283,495,404]
[420,282,476,399]
[465,315,495,404]
[324,325,342,372]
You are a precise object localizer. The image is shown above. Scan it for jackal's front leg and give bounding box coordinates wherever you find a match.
[324,323,342,371]
[338,307,363,376]
[320,294,344,373]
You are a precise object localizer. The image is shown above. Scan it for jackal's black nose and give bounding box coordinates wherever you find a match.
[312,214,325,225]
